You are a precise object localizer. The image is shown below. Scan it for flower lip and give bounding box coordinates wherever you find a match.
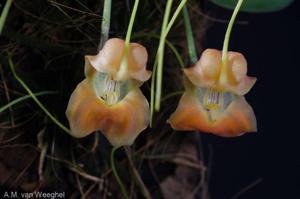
[86,38,151,82]
[66,78,150,147]
[168,89,257,137]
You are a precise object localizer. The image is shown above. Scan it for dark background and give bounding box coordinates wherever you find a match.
[201,0,300,198]
[0,0,299,198]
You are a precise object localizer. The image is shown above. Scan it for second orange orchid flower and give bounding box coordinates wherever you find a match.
[168,49,257,137]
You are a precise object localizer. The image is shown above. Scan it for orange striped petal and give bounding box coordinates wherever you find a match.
[66,79,149,147]
[86,38,151,82]
[168,91,257,137]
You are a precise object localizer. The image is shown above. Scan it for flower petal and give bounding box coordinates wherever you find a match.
[85,38,151,82]
[184,49,222,88]
[184,49,256,95]
[102,87,150,147]
[66,79,149,147]
[84,56,97,78]
[228,52,248,82]
[127,42,151,82]
[87,38,125,76]
[225,51,257,95]
[233,76,257,95]
[168,91,257,137]
[66,79,109,138]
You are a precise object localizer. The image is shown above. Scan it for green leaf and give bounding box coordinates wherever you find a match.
[210,0,294,12]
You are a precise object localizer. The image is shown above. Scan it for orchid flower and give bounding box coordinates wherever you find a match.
[168,49,257,137]
[66,38,151,147]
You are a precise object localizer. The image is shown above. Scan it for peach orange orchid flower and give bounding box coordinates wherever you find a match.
[168,49,257,137]
[66,38,151,147]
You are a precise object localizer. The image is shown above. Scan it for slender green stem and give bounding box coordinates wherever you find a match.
[124,0,140,48]
[0,91,57,113]
[150,58,158,127]
[110,147,129,199]
[162,0,187,40]
[155,0,187,111]
[8,58,71,133]
[134,33,184,127]
[183,5,198,64]
[0,0,13,34]
[154,0,173,112]
[222,0,244,63]
[99,0,112,49]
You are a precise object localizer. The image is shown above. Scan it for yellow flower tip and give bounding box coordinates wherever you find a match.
[66,79,150,147]
[85,38,151,82]
[184,49,256,95]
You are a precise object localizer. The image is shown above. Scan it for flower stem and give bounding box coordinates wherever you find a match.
[8,57,71,133]
[99,0,112,49]
[110,147,129,199]
[0,0,13,34]
[153,0,173,113]
[124,0,140,49]
[0,91,57,113]
[155,0,187,111]
[150,58,158,127]
[162,0,188,40]
[222,0,244,64]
